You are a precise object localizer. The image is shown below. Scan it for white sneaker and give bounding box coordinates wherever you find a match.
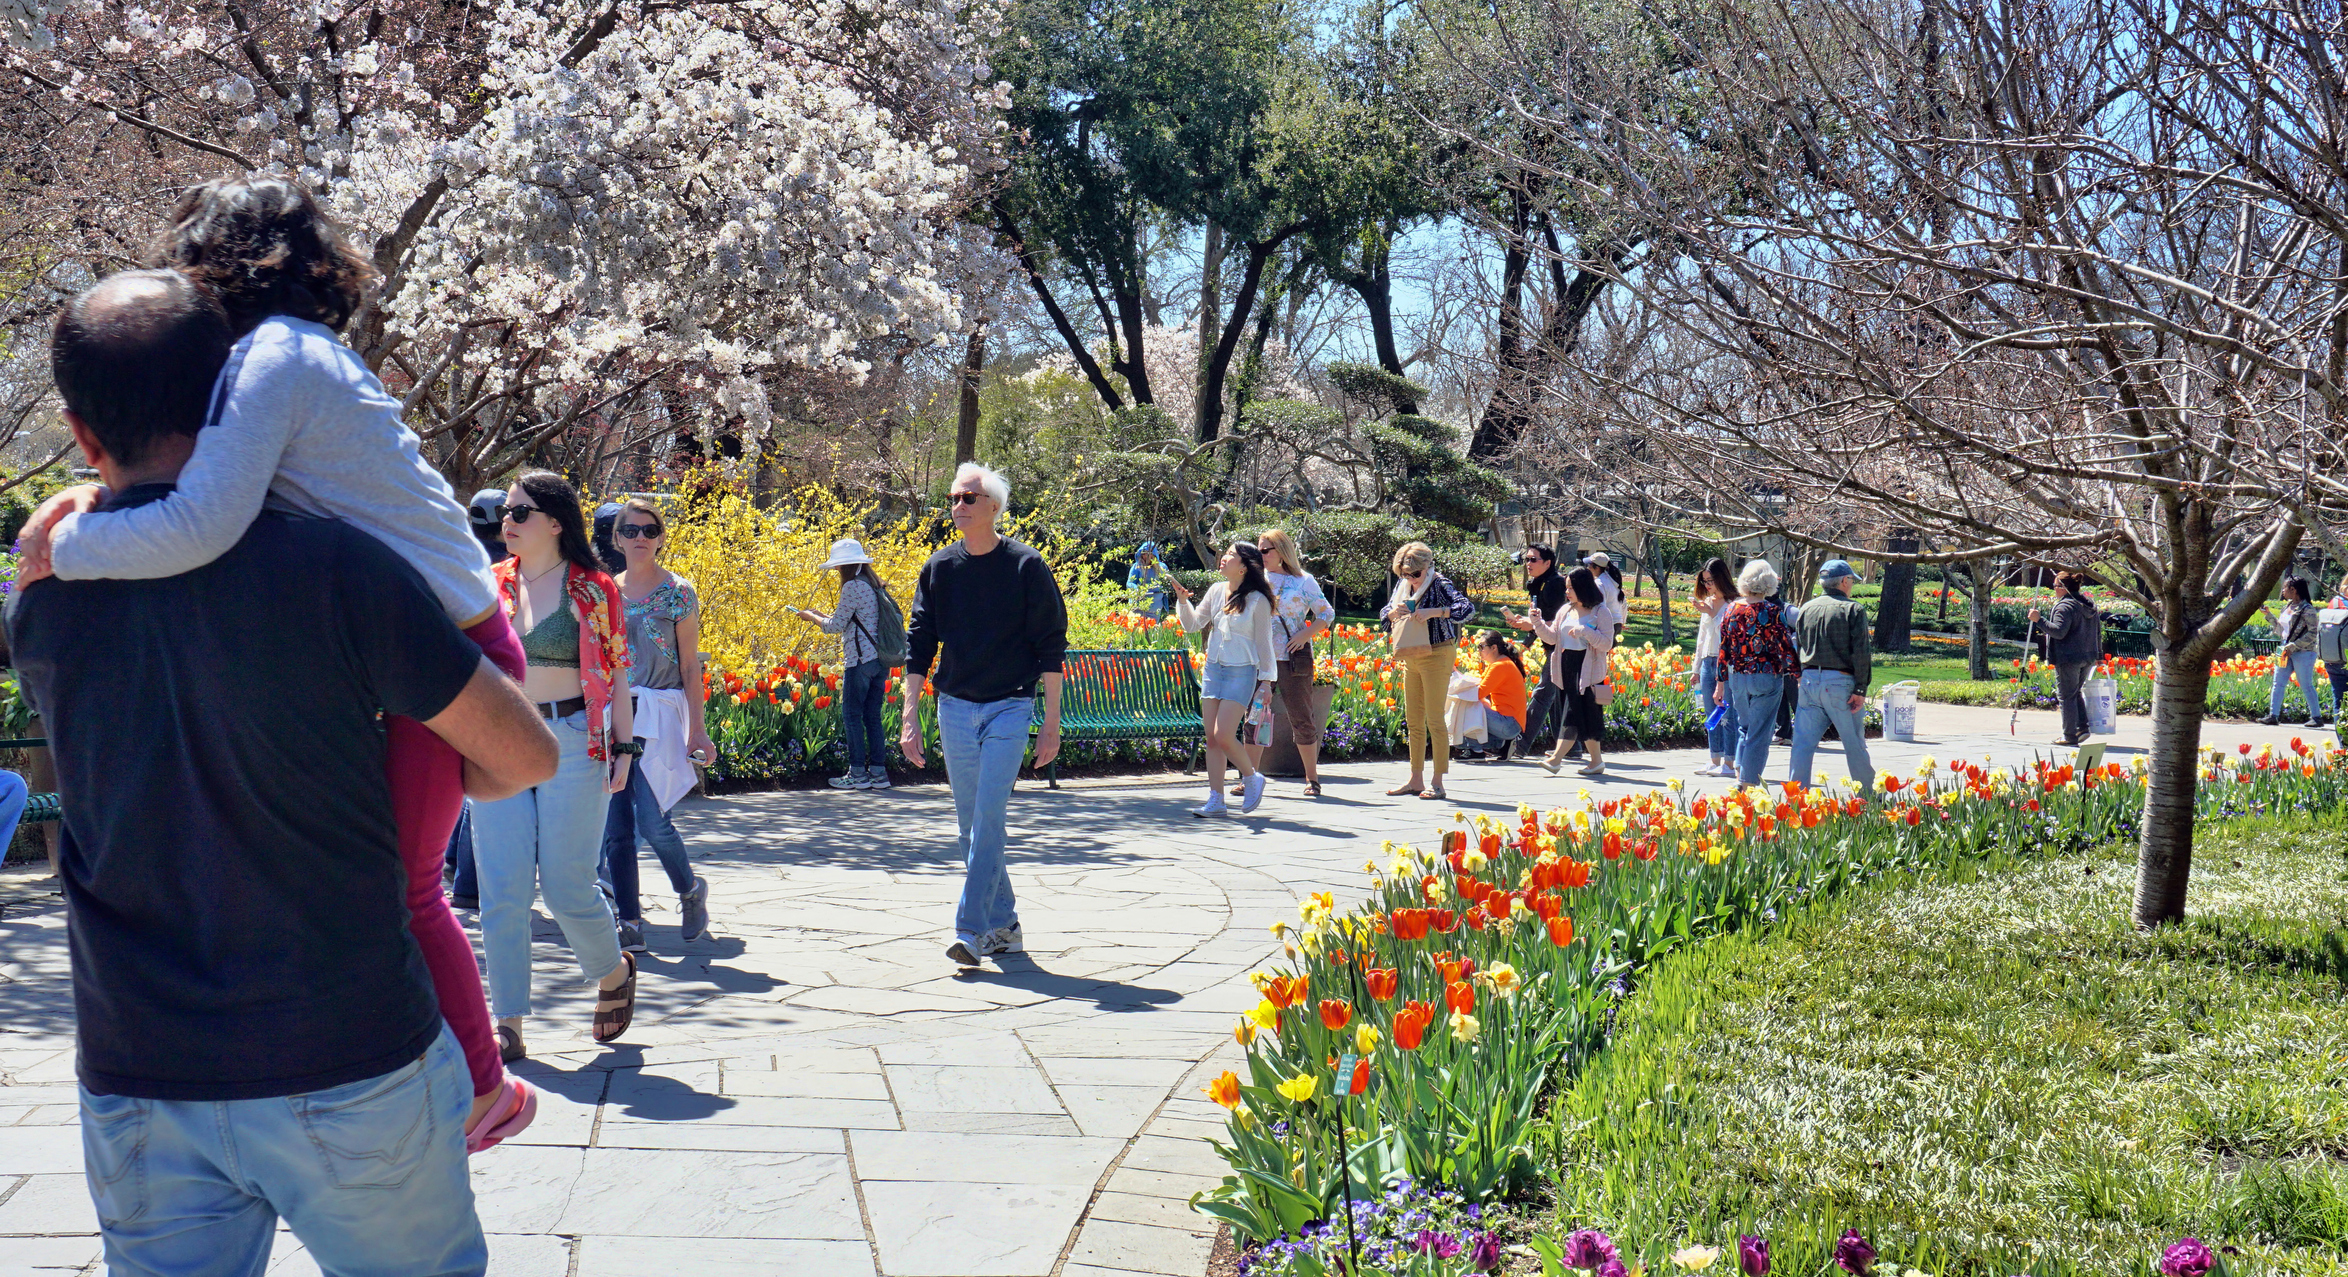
[946,937,982,967]
[864,770,891,790]
[829,773,865,789]
[983,923,1024,954]
[1240,772,1267,814]
[1192,796,1230,818]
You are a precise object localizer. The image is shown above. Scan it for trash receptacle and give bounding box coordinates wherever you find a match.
[1879,680,1921,743]
[2084,677,2118,736]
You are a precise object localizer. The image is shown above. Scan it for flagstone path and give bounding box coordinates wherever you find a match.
[0,703,2324,1276]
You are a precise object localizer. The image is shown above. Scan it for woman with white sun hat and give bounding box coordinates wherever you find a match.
[796,538,907,789]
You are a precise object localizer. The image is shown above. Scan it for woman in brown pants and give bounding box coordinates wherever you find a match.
[1239,529,1337,797]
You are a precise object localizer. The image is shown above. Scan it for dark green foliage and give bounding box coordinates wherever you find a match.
[1363,414,1512,532]
[1325,361,1427,417]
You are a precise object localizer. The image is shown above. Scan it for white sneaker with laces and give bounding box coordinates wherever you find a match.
[984,923,1024,954]
[945,937,982,967]
[1192,796,1230,818]
[1240,772,1267,814]
[829,772,865,789]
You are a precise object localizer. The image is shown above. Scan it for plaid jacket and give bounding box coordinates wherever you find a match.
[1416,572,1476,647]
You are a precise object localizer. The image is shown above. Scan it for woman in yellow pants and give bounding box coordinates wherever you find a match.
[1381,541,1476,800]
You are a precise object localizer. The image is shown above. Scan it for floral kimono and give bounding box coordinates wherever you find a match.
[493,558,631,761]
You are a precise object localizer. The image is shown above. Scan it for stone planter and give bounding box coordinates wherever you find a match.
[1262,683,1338,777]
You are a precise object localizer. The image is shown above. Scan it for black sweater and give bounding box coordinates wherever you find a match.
[906,537,1069,704]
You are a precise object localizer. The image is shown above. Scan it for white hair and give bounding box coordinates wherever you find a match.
[953,462,1011,519]
[1737,559,1781,598]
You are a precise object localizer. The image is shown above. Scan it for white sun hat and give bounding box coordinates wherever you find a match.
[819,538,875,570]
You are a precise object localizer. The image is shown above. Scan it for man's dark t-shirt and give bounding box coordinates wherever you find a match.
[906,537,1068,704]
[7,486,480,1100]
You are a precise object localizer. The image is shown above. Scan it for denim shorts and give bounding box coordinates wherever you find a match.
[1201,661,1261,703]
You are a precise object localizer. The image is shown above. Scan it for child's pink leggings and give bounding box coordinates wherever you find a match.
[385,611,528,1098]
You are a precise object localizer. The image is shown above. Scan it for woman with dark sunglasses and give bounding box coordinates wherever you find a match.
[601,497,714,952]
[474,471,641,1061]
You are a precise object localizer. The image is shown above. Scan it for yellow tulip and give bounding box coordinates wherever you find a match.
[1234,1018,1256,1046]
[1275,1074,1318,1103]
[1355,1024,1382,1053]
[1672,1244,1722,1271]
[1247,1001,1281,1033]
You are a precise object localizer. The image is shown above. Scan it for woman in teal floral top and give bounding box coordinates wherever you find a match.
[603,498,713,953]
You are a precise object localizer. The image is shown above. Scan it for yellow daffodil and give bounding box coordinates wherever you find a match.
[1667,776,1685,792]
[1275,1074,1318,1103]
[1449,1010,1480,1042]
[1462,849,1489,872]
[1248,971,1274,993]
[1917,754,1937,772]
[1481,963,1521,996]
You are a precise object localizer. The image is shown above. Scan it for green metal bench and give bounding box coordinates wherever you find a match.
[0,737,60,823]
[1032,649,1204,787]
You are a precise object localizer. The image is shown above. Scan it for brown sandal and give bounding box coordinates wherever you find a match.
[593,952,637,1044]
[498,1024,527,1064]
[1304,781,1322,799]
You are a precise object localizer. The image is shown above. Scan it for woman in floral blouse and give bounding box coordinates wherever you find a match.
[476,471,639,1060]
[604,498,715,954]
[1715,559,1800,786]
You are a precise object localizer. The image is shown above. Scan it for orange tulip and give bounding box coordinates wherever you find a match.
[1445,980,1476,1015]
[1205,1070,1241,1109]
[1484,892,1513,921]
[1264,975,1309,1009]
[1394,1000,1435,1050]
[1365,968,1399,1001]
[1318,999,1353,1031]
[1547,916,1575,947]
[1349,1058,1370,1095]
[1390,909,1430,941]
[1429,908,1457,933]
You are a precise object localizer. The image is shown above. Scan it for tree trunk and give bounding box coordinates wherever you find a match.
[953,326,985,466]
[1469,195,1533,460]
[1653,572,1675,642]
[2132,651,2213,927]
[1196,219,1224,436]
[1874,527,1918,652]
[1937,570,1950,624]
[1966,560,1992,680]
[1197,227,1300,443]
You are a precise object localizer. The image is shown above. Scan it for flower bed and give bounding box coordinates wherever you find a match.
[1190,737,2348,1272]
[1952,653,2320,722]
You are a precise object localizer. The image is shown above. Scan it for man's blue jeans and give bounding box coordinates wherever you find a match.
[841,658,890,774]
[939,694,1029,943]
[598,761,696,922]
[1789,669,1876,792]
[1697,656,1739,758]
[1728,671,1784,787]
[0,769,28,852]
[2272,649,2322,720]
[78,1025,485,1277]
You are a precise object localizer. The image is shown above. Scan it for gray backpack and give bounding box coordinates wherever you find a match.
[2321,609,2347,664]
[851,579,911,667]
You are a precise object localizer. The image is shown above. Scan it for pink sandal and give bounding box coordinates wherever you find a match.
[465,1075,539,1154]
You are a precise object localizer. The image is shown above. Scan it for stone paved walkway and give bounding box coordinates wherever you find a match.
[0,703,2325,1276]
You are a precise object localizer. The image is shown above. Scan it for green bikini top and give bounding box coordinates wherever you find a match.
[521,597,580,667]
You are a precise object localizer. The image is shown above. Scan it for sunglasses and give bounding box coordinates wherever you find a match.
[617,522,664,539]
[947,492,987,507]
[500,504,543,524]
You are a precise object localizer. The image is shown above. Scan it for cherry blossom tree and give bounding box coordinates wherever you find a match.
[3,0,1014,490]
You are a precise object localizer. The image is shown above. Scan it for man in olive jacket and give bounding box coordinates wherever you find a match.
[1789,560,1875,791]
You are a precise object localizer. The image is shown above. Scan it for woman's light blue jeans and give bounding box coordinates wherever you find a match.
[1697,656,1739,758]
[473,710,623,1019]
[2271,649,2322,721]
[1728,670,1785,787]
[939,694,1030,944]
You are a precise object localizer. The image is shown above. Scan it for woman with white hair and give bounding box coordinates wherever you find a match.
[1381,541,1476,800]
[1715,559,1800,786]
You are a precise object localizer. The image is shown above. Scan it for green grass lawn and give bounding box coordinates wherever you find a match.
[1549,814,2348,1276]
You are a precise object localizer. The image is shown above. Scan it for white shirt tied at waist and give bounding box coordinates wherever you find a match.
[630,685,698,812]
